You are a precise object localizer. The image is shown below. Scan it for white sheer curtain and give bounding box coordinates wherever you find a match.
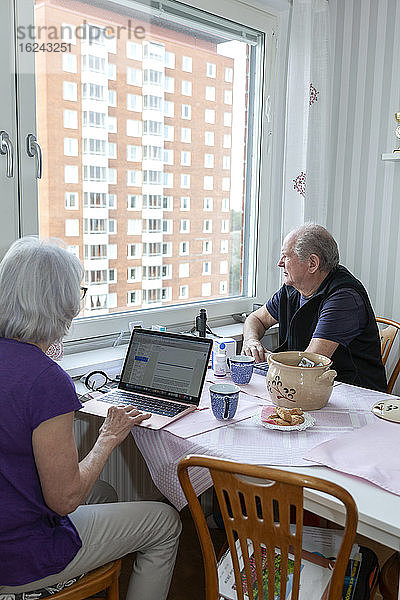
[282,0,330,234]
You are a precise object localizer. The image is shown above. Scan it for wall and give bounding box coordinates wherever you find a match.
[327,0,400,325]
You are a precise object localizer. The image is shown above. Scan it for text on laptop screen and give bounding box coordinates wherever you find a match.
[120,330,211,404]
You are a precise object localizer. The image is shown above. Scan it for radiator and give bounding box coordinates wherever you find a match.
[74,413,163,502]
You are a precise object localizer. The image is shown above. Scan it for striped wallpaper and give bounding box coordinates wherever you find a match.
[327,0,400,325]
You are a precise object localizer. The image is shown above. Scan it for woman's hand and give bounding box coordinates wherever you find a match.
[99,405,151,447]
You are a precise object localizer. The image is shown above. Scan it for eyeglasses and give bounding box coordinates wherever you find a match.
[82,370,119,392]
[80,286,88,300]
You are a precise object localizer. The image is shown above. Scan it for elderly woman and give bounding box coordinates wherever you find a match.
[0,237,181,599]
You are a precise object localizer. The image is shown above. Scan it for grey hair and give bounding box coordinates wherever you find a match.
[291,223,339,272]
[0,236,84,346]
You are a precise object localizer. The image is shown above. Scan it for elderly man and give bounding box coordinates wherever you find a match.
[242,223,387,392]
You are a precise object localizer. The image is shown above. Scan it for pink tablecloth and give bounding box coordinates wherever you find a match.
[131,375,395,509]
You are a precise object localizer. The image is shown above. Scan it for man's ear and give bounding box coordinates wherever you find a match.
[308,253,320,273]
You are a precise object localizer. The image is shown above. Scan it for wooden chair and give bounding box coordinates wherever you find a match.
[376,317,400,393]
[30,560,122,600]
[178,455,358,600]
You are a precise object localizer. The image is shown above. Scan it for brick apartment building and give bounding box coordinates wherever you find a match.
[35,0,244,316]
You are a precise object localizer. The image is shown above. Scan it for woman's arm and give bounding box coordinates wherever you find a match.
[32,405,150,515]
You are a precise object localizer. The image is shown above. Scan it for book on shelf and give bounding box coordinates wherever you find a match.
[217,527,361,600]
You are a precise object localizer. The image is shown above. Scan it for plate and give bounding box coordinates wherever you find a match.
[253,410,316,431]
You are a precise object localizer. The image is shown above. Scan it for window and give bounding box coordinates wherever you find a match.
[164,101,174,118]
[164,149,174,165]
[224,112,232,127]
[180,219,190,233]
[180,174,190,189]
[179,285,189,299]
[203,219,212,233]
[127,194,142,210]
[179,263,189,277]
[165,51,175,68]
[127,170,142,186]
[181,127,191,143]
[205,131,214,146]
[182,56,192,72]
[220,260,228,274]
[65,192,78,209]
[220,240,229,253]
[62,53,77,73]
[164,125,174,141]
[179,241,189,255]
[203,176,213,190]
[127,94,142,111]
[127,145,142,161]
[65,219,79,236]
[65,165,78,183]
[225,67,233,82]
[108,143,117,159]
[203,197,213,211]
[126,119,142,137]
[13,0,271,336]
[164,76,174,93]
[220,281,228,294]
[83,138,106,155]
[64,138,78,156]
[202,282,211,296]
[181,80,192,96]
[63,110,78,129]
[224,90,233,104]
[180,197,190,211]
[61,23,76,45]
[127,267,141,282]
[205,86,215,101]
[127,291,141,306]
[126,41,142,60]
[223,156,230,169]
[127,67,142,86]
[181,151,191,166]
[204,109,215,124]
[63,81,77,101]
[204,154,214,168]
[181,104,191,120]
[202,261,212,275]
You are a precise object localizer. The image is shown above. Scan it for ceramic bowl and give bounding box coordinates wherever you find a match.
[266,351,337,410]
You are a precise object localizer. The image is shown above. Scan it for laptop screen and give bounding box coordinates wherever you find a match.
[119,329,213,405]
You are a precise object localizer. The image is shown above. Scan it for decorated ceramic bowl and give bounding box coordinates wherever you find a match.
[266,351,337,410]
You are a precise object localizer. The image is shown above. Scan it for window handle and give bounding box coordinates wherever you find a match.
[0,131,14,178]
[26,133,43,179]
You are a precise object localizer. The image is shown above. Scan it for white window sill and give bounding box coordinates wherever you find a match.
[60,323,279,378]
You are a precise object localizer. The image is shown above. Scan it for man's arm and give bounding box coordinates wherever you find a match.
[242,305,278,362]
[32,405,150,515]
[305,337,339,358]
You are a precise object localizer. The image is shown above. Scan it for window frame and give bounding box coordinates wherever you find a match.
[9,0,282,345]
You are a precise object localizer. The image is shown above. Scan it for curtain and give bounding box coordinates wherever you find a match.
[282,0,330,234]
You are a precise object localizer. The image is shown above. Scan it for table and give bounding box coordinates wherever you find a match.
[131,375,400,557]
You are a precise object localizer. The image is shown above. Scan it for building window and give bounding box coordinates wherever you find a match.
[65,192,78,209]
[143,194,161,209]
[163,173,173,187]
[62,53,77,73]
[220,281,228,294]
[179,241,189,256]
[126,120,142,137]
[181,127,191,143]
[164,76,174,93]
[127,170,143,186]
[165,51,175,68]
[179,285,189,299]
[65,219,79,236]
[83,138,106,155]
[108,142,117,159]
[84,192,107,208]
[204,154,214,168]
[127,243,141,259]
[108,89,117,106]
[127,94,142,111]
[225,67,233,82]
[144,95,162,111]
[202,282,211,296]
[180,197,190,211]
[64,165,78,183]
[164,125,174,141]
[180,174,190,189]
[180,151,191,166]
[127,145,142,161]
[164,100,174,118]
[179,263,189,277]
[205,86,215,101]
[221,240,229,253]
[63,109,78,129]
[206,62,216,78]
[82,111,105,128]
[108,63,117,79]
[203,219,212,233]
[127,194,142,210]
[143,69,162,85]
[224,112,232,127]
[204,109,215,124]
[222,197,230,211]
[181,104,191,120]
[127,266,141,282]
[107,117,117,133]
[203,176,213,190]
[203,240,212,254]
[126,41,142,60]
[83,165,107,182]
[203,197,213,211]
[222,177,230,191]
[222,156,230,169]
[182,56,192,72]
[181,80,192,96]
[205,131,214,146]
[143,145,161,160]
[64,138,78,156]
[223,134,232,148]
[63,81,77,101]
[127,67,142,86]
[224,90,233,105]
[127,291,141,306]
[180,219,190,233]
[163,196,173,210]
[143,120,162,136]
[202,261,211,274]
[220,260,228,274]
[221,219,229,233]
[164,149,174,165]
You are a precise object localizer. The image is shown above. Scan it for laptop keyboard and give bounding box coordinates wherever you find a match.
[101,390,189,417]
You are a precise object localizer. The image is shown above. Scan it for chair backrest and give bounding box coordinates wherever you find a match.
[178,455,358,600]
[376,317,400,393]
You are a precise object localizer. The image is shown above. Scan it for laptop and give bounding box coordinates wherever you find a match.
[79,328,213,429]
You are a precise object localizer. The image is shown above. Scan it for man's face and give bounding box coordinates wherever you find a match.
[277,233,309,289]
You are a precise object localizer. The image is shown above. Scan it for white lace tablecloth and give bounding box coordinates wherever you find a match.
[131,376,394,509]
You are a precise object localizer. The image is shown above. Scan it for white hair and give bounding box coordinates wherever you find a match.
[0,236,84,346]
[291,223,339,272]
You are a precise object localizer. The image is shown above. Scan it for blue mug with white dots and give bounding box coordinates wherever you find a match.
[229,355,255,384]
[210,383,240,420]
